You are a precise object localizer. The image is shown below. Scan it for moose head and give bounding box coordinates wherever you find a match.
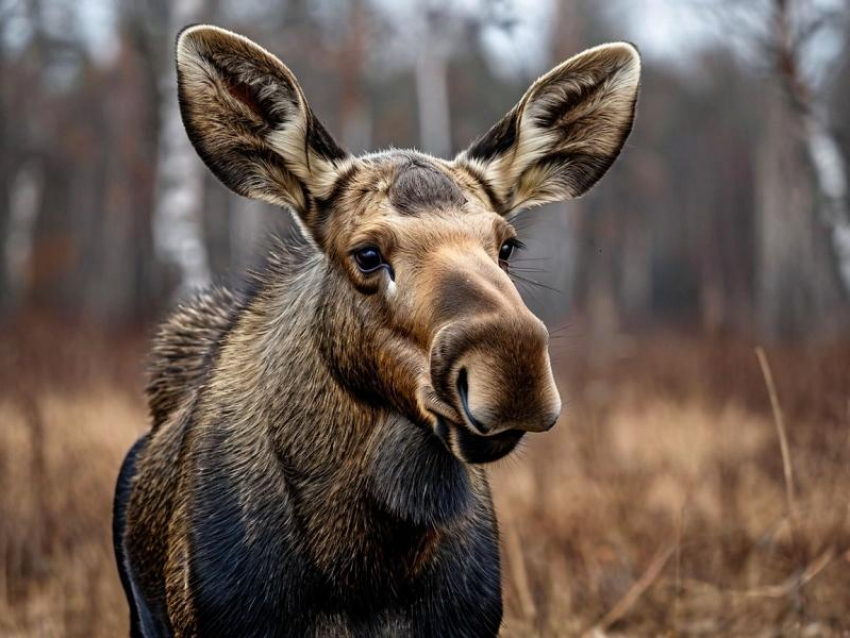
[175,25,640,464]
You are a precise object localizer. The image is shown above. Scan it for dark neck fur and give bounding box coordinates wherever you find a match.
[205,243,480,584]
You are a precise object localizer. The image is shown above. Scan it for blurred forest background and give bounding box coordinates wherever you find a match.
[1,0,849,338]
[2,0,850,636]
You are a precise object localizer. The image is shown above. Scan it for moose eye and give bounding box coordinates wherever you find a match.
[499,239,518,264]
[353,246,385,273]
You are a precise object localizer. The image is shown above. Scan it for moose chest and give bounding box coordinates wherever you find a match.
[176,438,503,637]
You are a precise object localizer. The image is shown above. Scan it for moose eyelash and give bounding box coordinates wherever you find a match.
[508,238,526,252]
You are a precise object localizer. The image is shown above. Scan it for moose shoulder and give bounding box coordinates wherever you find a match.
[114,25,640,637]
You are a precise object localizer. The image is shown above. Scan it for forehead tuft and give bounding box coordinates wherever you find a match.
[388,159,466,215]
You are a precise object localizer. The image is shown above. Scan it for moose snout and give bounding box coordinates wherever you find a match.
[456,366,560,435]
[431,314,562,437]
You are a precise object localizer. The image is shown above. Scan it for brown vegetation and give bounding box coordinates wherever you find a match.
[1,322,849,636]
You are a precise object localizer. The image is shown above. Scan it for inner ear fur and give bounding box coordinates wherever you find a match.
[454,42,641,215]
[175,25,351,230]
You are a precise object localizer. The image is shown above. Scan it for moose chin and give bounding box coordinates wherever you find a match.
[112,24,640,637]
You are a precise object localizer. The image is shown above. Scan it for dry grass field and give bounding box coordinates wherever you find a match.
[1,320,849,637]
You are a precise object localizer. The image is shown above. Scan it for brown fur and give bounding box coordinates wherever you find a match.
[116,25,641,637]
[146,286,238,430]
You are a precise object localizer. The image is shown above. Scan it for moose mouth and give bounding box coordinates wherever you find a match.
[433,415,525,464]
[422,368,527,464]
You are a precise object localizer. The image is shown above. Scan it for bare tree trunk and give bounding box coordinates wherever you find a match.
[152,0,211,295]
[2,0,48,315]
[413,1,456,159]
[4,165,43,307]
[755,96,845,340]
[752,0,849,339]
[0,45,11,317]
[772,0,850,297]
[338,0,372,154]
[415,48,451,158]
[90,37,158,326]
[803,113,850,291]
[621,223,652,323]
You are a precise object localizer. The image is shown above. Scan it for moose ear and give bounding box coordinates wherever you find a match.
[175,25,351,238]
[454,43,640,215]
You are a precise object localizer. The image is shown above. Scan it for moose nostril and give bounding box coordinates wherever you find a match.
[456,369,490,434]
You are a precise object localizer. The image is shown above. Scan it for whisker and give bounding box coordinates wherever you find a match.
[549,322,580,336]
[509,266,547,274]
[513,279,542,306]
[509,273,564,294]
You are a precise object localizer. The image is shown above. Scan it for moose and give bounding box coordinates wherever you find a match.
[112,24,640,637]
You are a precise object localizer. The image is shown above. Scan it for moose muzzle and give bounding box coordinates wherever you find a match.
[431,311,561,438]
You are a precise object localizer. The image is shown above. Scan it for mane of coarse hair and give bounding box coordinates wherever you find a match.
[146,225,320,430]
[145,285,242,430]
[236,225,322,300]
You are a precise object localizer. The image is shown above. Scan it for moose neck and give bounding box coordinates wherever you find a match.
[214,248,479,576]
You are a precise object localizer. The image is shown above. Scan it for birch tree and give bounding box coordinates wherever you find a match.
[1,0,50,313]
[0,2,13,312]
[152,0,212,295]
[702,0,850,338]
[758,0,849,337]
[372,0,519,158]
